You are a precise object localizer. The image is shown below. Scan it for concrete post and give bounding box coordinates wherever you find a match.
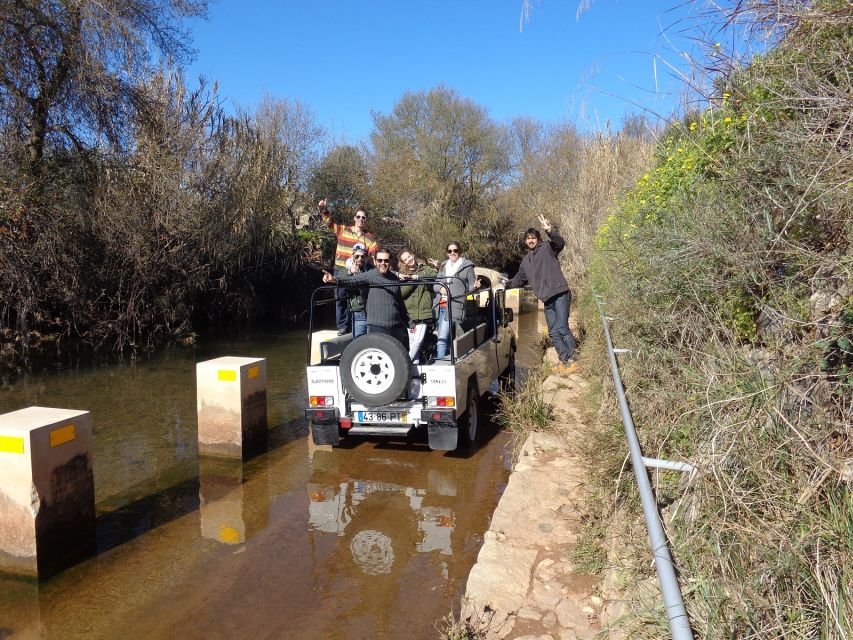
[0,407,96,579]
[196,356,268,459]
[537,298,548,336]
[504,288,521,323]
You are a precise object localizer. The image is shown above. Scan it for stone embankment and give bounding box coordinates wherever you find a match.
[463,349,606,640]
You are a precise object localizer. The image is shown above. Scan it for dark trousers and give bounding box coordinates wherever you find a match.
[367,324,409,351]
[543,290,577,363]
[334,267,350,332]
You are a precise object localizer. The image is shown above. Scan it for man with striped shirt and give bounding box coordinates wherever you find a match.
[318,199,378,334]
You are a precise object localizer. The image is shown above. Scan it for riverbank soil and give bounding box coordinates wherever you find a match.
[463,348,602,640]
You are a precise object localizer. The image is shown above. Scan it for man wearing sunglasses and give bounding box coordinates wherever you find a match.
[319,199,378,335]
[506,214,579,374]
[322,247,409,348]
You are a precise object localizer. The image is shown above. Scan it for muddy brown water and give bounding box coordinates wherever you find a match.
[0,303,542,639]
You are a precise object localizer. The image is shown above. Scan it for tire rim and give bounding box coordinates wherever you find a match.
[467,393,479,442]
[350,347,396,395]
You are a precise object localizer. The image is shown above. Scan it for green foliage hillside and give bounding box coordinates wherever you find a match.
[584,3,852,637]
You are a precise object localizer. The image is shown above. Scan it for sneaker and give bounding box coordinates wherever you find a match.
[554,360,579,375]
[337,329,349,336]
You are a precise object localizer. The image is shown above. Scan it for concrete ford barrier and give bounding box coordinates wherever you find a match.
[0,406,96,578]
[505,287,520,320]
[196,356,268,459]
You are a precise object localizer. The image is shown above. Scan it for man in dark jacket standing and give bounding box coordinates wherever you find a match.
[507,214,578,374]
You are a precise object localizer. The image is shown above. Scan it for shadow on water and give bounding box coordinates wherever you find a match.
[96,475,201,554]
[95,416,307,554]
[268,415,310,448]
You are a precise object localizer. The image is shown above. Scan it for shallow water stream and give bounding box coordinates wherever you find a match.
[0,304,542,640]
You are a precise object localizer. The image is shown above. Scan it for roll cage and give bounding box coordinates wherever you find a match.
[306,276,506,366]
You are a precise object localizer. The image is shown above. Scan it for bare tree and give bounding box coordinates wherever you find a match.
[309,144,371,221]
[371,86,510,223]
[0,0,207,175]
[242,95,324,231]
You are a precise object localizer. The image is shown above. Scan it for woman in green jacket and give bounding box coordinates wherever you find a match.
[399,249,437,363]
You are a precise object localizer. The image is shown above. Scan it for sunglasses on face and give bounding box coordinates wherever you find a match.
[375,258,390,263]
[447,248,459,254]
[354,255,365,260]
[354,215,366,220]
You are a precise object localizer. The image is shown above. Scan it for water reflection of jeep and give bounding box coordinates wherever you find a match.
[305,270,516,451]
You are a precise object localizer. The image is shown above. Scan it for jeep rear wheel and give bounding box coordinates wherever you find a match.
[458,383,480,449]
[499,351,517,396]
[340,333,411,406]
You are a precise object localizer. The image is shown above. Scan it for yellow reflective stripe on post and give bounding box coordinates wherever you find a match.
[0,436,25,454]
[247,366,260,379]
[218,370,237,382]
[50,424,76,448]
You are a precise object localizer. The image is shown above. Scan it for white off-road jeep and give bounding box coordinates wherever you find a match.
[305,270,517,451]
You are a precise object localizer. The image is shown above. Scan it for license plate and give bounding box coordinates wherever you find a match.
[356,411,408,423]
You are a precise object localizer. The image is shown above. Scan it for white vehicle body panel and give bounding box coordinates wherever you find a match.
[305,284,517,448]
[306,366,345,408]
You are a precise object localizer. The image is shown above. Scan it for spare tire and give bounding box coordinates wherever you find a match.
[340,333,412,406]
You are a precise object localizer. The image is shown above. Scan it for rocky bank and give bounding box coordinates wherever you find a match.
[462,349,607,640]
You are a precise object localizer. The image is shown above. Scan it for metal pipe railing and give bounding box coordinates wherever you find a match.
[593,292,694,640]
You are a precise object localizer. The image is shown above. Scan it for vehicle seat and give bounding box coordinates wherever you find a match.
[461,296,478,332]
[320,333,353,361]
[453,326,477,358]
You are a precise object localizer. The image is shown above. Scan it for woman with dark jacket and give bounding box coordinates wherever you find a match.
[433,241,477,359]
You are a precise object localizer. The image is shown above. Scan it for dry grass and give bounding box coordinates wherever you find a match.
[505,122,654,295]
[495,365,558,457]
[578,2,852,637]
[435,611,488,640]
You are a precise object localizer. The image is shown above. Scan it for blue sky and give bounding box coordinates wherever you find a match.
[186,1,707,143]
